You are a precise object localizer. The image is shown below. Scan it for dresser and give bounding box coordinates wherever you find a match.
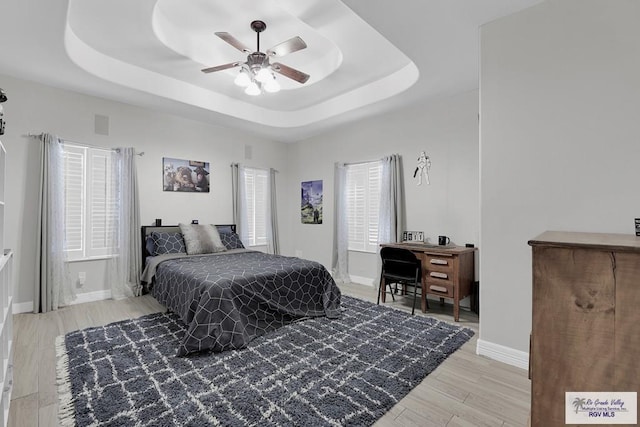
[529,231,640,426]
[379,242,476,321]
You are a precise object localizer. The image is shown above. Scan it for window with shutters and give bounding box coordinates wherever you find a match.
[62,144,117,260]
[243,167,268,247]
[346,161,382,253]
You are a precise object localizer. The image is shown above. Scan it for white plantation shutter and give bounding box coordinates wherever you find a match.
[62,144,117,259]
[244,171,256,244]
[254,170,268,246]
[367,165,381,248]
[243,168,268,246]
[88,150,117,256]
[346,161,381,252]
[63,145,85,258]
[346,166,365,251]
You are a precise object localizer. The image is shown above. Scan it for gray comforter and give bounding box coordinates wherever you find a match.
[149,250,342,356]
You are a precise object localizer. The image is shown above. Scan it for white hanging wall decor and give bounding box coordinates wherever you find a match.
[414,151,431,185]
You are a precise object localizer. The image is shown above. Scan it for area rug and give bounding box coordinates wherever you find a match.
[57,295,474,426]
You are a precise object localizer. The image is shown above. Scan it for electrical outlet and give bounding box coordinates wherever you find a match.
[78,272,86,287]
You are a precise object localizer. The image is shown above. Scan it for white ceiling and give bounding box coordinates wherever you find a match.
[0,0,542,142]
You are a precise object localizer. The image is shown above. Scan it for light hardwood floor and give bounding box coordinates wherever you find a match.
[8,283,531,426]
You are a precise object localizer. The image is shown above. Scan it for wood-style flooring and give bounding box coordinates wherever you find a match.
[8,283,531,426]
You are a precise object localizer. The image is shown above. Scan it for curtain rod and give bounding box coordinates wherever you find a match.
[26,133,144,156]
[344,159,380,166]
[230,163,279,173]
[343,154,399,166]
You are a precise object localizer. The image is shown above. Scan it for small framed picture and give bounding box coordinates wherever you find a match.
[402,231,424,242]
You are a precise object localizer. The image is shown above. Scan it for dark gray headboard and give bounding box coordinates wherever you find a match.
[141,224,237,261]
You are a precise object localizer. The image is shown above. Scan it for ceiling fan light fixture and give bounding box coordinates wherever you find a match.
[202,20,309,96]
[264,76,280,93]
[234,70,251,87]
[245,81,261,96]
[255,67,272,83]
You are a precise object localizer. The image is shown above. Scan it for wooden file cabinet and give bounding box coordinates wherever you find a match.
[529,231,640,426]
[380,243,476,321]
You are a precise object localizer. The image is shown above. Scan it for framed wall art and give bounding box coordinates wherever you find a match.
[301,180,323,224]
[163,157,210,192]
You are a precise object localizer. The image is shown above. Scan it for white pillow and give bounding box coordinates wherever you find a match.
[178,223,227,255]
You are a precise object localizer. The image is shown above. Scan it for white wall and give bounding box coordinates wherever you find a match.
[2,73,479,311]
[479,0,640,361]
[285,90,480,287]
[0,74,289,308]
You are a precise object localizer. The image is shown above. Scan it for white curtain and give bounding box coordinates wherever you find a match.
[231,163,249,244]
[266,168,280,255]
[331,162,350,284]
[378,154,404,245]
[34,133,75,312]
[107,147,141,299]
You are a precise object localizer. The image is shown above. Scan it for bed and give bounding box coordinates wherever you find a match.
[140,224,341,356]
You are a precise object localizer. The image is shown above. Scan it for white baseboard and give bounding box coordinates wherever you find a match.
[73,289,112,305]
[349,275,376,286]
[13,289,112,314]
[13,301,33,314]
[476,338,529,371]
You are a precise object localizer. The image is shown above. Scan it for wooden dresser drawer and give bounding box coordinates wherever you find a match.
[426,282,455,298]
[425,254,454,271]
[426,270,453,282]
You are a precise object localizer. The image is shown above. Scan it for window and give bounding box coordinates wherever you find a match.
[346,161,382,252]
[63,144,117,260]
[243,167,268,247]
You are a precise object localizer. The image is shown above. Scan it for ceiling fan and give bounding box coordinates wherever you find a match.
[201,20,310,96]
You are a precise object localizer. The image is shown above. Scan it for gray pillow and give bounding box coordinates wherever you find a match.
[151,231,186,255]
[145,236,156,256]
[219,231,245,250]
[178,223,226,255]
[216,225,233,234]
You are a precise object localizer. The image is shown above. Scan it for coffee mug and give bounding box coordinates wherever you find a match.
[438,235,451,246]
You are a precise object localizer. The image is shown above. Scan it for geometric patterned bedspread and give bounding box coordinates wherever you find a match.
[151,251,342,356]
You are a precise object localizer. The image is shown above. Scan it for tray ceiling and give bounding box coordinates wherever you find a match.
[0,0,543,141]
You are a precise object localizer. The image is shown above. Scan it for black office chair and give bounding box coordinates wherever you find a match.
[377,247,425,315]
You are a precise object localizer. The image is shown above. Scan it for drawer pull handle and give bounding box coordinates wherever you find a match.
[430,259,448,265]
[430,272,448,279]
[430,285,448,293]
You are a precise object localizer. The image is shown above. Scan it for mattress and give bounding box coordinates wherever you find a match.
[149,250,342,356]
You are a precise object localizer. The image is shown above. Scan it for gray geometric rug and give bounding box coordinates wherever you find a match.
[57,295,474,426]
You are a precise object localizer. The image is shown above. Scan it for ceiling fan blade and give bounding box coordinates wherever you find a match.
[201,62,241,73]
[267,36,307,57]
[272,62,310,84]
[215,32,252,53]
